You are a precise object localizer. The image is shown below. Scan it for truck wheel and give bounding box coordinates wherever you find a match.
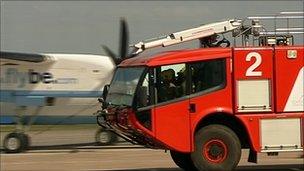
[191,124,241,171]
[95,128,117,146]
[170,150,197,171]
[3,132,29,153]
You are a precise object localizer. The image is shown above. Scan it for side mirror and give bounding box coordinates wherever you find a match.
[102,84,110,100]
[137,86,148,107]
[99,84,110,109]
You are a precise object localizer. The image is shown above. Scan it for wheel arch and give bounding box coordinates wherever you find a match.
[193,112,252,150]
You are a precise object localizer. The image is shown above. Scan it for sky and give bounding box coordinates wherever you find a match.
[1,1,303,55]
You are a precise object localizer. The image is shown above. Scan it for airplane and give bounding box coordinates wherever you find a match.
[0,51,118,153]
[0,19,131,153]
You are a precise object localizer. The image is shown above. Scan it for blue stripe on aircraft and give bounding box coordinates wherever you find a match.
[1,90,102,98]
[0,116,15,124]
[1,90,103,105]
[0,115,96,124]
[0,90,103,124]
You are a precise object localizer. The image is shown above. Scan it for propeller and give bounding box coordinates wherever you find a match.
[119,19,128,61]
[102,18,130,65]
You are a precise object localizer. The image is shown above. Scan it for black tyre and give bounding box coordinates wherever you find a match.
[191,124,241,171]
[95,128,117,146]
[3,132,29,153]
[170,150,197,171]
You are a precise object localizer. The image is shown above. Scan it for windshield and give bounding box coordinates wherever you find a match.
[106,67,145,106]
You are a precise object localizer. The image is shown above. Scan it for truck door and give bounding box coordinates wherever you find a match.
[153,63,191,152]
[233,47,274,113]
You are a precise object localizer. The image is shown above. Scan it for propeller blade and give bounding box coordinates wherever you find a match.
[119,18,129,60]
[102,45,120,65]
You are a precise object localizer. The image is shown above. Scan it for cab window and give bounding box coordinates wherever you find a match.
[156,63,186,103]
[190,59,226,94]
[137,71,152,108]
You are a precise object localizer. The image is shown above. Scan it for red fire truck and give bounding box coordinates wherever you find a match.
[97,12,303,171]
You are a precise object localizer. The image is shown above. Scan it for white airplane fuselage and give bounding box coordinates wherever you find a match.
[0,54,115,124]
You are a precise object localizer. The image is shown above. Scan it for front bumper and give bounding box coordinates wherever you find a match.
[96,108,164,149]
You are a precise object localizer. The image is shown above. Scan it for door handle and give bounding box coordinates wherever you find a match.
[189,103,196,113]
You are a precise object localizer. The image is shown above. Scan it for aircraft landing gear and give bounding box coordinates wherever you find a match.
[95,128,118,146]
[3,132,30,153]
[2,106,39,153]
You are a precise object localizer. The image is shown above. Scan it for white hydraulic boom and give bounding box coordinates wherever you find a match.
[130,12,303,55]
[132,19,242,55]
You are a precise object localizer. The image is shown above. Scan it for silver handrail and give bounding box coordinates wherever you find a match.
[248,16,304,20]
[238,11,304,46]
[280,11,304,15]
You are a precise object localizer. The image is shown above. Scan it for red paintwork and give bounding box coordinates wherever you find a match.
[203,139,228,164]
[119,48,231,67]
[236,112,303,152]
[129,111,155,138]
[302,118,304,157]
[189,57,233,151]
[234,47,273,79]
[108,46,303,154]
[190,83,233,151]
[154,100,191,152]
[233,47,274,113]
[274,46,304,112]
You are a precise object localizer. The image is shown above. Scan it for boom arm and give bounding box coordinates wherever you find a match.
[132,19,242,55]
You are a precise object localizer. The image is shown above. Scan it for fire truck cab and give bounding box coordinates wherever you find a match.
[97,12,303,171]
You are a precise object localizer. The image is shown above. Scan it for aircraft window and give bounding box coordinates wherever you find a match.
[156,63,186,103]
[190,59,225,94]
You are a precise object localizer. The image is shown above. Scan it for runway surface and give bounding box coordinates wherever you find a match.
[1,147,303,171]
[1,125,303,171]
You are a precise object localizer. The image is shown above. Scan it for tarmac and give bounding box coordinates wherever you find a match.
[0,125,303,171]
[1,147,303,171]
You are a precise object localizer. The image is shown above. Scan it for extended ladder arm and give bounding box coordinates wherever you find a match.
[131,19,242,55]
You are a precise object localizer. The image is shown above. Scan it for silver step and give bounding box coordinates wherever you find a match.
[261,148,303,153]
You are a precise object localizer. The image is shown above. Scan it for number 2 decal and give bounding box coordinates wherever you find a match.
[245,52,262,76]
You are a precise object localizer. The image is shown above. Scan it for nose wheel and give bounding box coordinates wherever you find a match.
[3,132,30,153]
[95,128,118,146]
